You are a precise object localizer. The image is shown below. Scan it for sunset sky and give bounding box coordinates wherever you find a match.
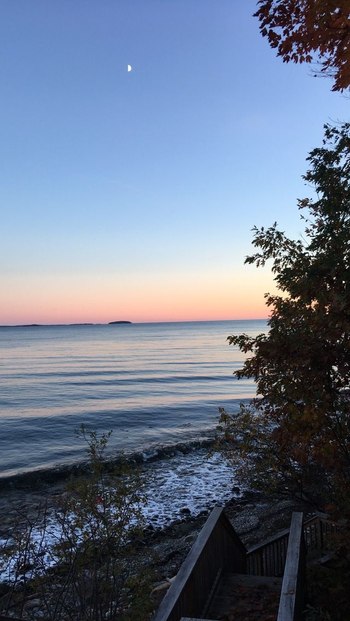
[1,0,349,325]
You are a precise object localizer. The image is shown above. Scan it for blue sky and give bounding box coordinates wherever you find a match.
[1,0,349,323]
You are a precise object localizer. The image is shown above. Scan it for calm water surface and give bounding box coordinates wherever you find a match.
[0,320,266,478]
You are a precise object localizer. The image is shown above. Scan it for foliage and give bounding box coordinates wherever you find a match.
[219,123,350,510]
[305,550,350,620]
[255,0,350,91]
[1,427,152,621]
[304,604,332,621]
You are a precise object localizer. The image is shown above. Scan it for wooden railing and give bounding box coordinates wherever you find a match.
[246,513,337,578]
[246,526,290,577]
[277,512,306,621]
[303,514,338,553]
[153,506,246,621]
[155,508,339,621]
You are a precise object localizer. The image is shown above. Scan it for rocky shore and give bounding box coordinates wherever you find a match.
[0,477,310,619]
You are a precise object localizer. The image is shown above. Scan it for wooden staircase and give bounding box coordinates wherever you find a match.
[207,572,282,620]
[153,508,336,621]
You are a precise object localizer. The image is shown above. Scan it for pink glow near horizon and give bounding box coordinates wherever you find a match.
[0,288,268,325]
[1,270,273,325]
[0,302,269,326]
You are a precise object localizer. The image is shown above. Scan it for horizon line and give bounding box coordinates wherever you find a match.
[0,317,268,328]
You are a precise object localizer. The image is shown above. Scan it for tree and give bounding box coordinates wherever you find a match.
[255,0,350,91]
[219,123,350,509]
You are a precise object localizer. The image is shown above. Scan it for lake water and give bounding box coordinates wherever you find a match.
[0,320,266,480]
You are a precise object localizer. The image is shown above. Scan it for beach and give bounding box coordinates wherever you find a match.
[0,467,308,619]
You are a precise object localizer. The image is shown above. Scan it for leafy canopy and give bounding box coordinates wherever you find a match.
[255,1,350,91]
[220,123,350,508]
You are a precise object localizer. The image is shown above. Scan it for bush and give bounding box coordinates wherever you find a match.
[1,427,153,620]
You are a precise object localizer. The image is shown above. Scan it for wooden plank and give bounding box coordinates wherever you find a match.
[247,525,290,556]
[208,571,281,620]
[247,523,291,577]
[219,572,282,591]
[277,512,305,621]
[153,506,224,621]
[153,506,246,621]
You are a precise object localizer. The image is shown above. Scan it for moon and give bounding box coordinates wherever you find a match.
[127,64,132,72]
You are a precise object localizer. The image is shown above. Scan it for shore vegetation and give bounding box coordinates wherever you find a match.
[220,122,350,510]
[1,427,152,621]
[218,122,350,620]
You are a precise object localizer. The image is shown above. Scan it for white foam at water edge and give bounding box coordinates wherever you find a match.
[0,450,238,582]
[142,450,238,528]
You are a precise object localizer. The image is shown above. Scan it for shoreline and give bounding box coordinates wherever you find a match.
[0,476,309,562]
[0,444,236,540]
[0,461,310,556]
[0,478,310,619]
[0,437,217,491]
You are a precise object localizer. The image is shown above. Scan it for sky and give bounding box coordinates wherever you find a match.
[1,0,349,325]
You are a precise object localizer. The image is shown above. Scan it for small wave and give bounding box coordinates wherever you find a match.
[0,435,218,491]
[131,436,216,463]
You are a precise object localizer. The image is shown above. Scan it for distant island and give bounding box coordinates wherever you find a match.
[0,322,132,328]
[0,324,45,328]
[0,323,97,328]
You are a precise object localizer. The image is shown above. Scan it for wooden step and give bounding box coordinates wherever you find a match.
[207,572,282,621]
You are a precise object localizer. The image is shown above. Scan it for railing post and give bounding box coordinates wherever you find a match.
[153,506,246,621]
[319,518,324,549]
[277,512,305,621]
